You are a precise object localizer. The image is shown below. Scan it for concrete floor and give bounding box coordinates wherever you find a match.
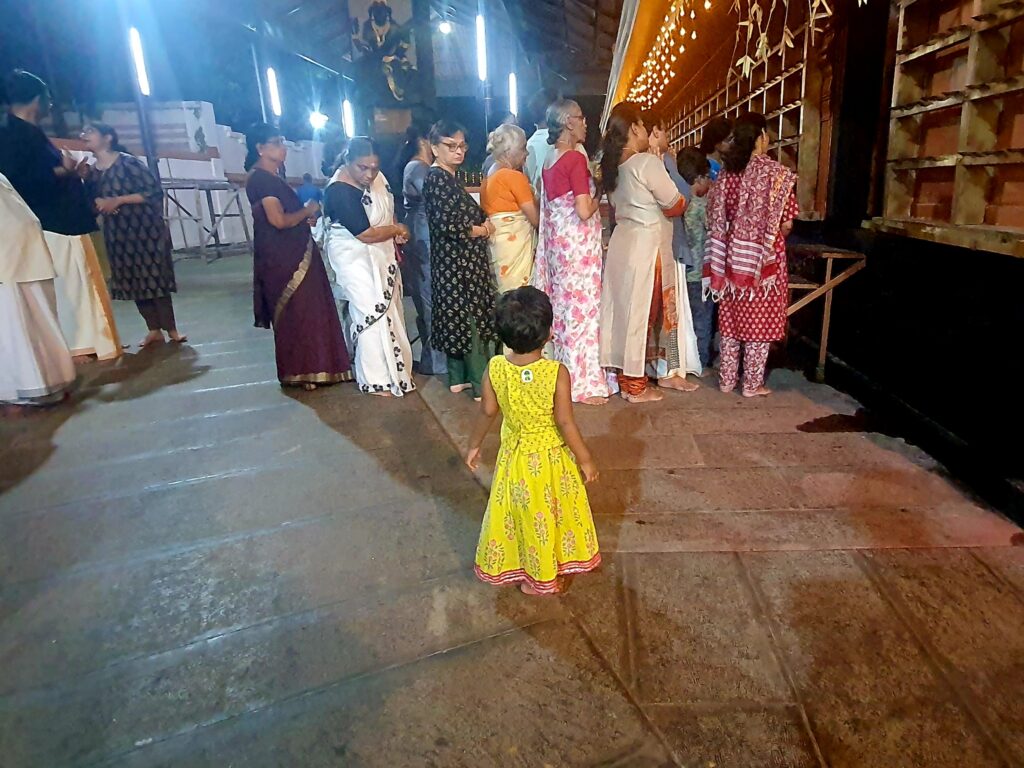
[1,255,1023,768]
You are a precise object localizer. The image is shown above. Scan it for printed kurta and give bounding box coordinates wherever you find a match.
[474,356,601,593]
[713,172,799,342]
[422,166,497,355]
[90,154,176,300]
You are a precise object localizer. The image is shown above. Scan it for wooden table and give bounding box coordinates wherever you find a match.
[787,243,867,381]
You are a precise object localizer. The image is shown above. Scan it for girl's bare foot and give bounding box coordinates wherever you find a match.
[582,396,608,406]
[621,387,664,403]
[139,331,164,348]
[168,330,188,344]
[449,383,473,394]
[371,391,394,397]
[743,386,772,398]
[659,376,699,392]
[303,382,317,391]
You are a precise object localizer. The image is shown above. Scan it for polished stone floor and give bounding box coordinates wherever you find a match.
[1,255,1022,767]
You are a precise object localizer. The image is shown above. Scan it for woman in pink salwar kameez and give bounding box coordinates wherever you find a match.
[531,99,609,405]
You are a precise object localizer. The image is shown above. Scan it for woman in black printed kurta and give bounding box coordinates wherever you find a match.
[422,120,497,399]
[82,123,184,346]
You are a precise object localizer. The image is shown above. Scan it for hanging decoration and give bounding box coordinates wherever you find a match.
[626,0,712,108]
[628,0,845,108]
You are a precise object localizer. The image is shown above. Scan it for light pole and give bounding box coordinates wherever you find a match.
[476,12,490,133]
[251,42,268,123]
[266,67,283,120]
[342,99,356,137]
[127,25,160,179]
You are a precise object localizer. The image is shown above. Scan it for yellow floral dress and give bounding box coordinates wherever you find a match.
[474,356,601,593]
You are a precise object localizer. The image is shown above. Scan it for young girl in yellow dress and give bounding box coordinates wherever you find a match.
[466,286,601,595]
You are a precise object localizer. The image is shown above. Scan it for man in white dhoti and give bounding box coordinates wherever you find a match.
[0,69,121,362]
[0,172,76,405]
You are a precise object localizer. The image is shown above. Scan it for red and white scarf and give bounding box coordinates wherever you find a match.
[704,154,797,299]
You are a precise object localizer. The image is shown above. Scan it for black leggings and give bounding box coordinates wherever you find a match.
[135,296,177,332]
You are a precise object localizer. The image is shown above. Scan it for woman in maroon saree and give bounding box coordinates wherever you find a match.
[244,123,351,389]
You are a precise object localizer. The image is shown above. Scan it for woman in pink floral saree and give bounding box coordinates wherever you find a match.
[530,99,609,405]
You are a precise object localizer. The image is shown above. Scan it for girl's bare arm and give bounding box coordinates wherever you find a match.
[465,368,499,470]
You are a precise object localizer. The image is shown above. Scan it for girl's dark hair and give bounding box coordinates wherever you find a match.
[428,119,466,145]
[676,147,710,184]
[723,112,767,173]
[87,122,130,154]
[699,116,733,155]
[495,286,553,354]
[600,101,643,194]
[345,136,380,164]
[244,122,280,171]
[3,69,48,107]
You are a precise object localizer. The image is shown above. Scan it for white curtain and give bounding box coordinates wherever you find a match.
[601,0,641,129]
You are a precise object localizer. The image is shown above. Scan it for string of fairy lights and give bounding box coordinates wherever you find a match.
[627,0,713,108]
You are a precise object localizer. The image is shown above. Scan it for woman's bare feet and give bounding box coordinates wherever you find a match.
[139,331,164,348]
[449,383,473,394]
[659,376,700,392]
[168,330,188,344]
[742,386,772,398]
[303,382,317,391]
[621,388,664,404]
[582,396,609,406]
[72,354,93,365]
[371,391,394,398]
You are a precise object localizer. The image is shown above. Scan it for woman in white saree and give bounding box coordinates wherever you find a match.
[324,138,415,397]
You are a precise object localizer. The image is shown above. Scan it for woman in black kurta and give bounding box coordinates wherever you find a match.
[244,123,351,389]
[82,123,183,346]
[422,121,496,398]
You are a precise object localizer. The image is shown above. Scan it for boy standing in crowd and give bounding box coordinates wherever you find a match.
[676,147,715,369]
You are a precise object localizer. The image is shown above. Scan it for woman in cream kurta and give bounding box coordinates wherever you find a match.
[0,172,75,405]
[599,151,702,399]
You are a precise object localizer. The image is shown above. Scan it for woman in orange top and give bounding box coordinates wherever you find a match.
[481,124,538,292]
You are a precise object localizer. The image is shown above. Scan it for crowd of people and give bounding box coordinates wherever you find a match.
[459,96,797,594]
[324,90,796,407]
[0,70,799,595]
[0,69,185,409]
[239,89,796,594]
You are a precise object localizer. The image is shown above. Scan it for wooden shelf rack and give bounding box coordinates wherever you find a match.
[880,0,1024,251]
